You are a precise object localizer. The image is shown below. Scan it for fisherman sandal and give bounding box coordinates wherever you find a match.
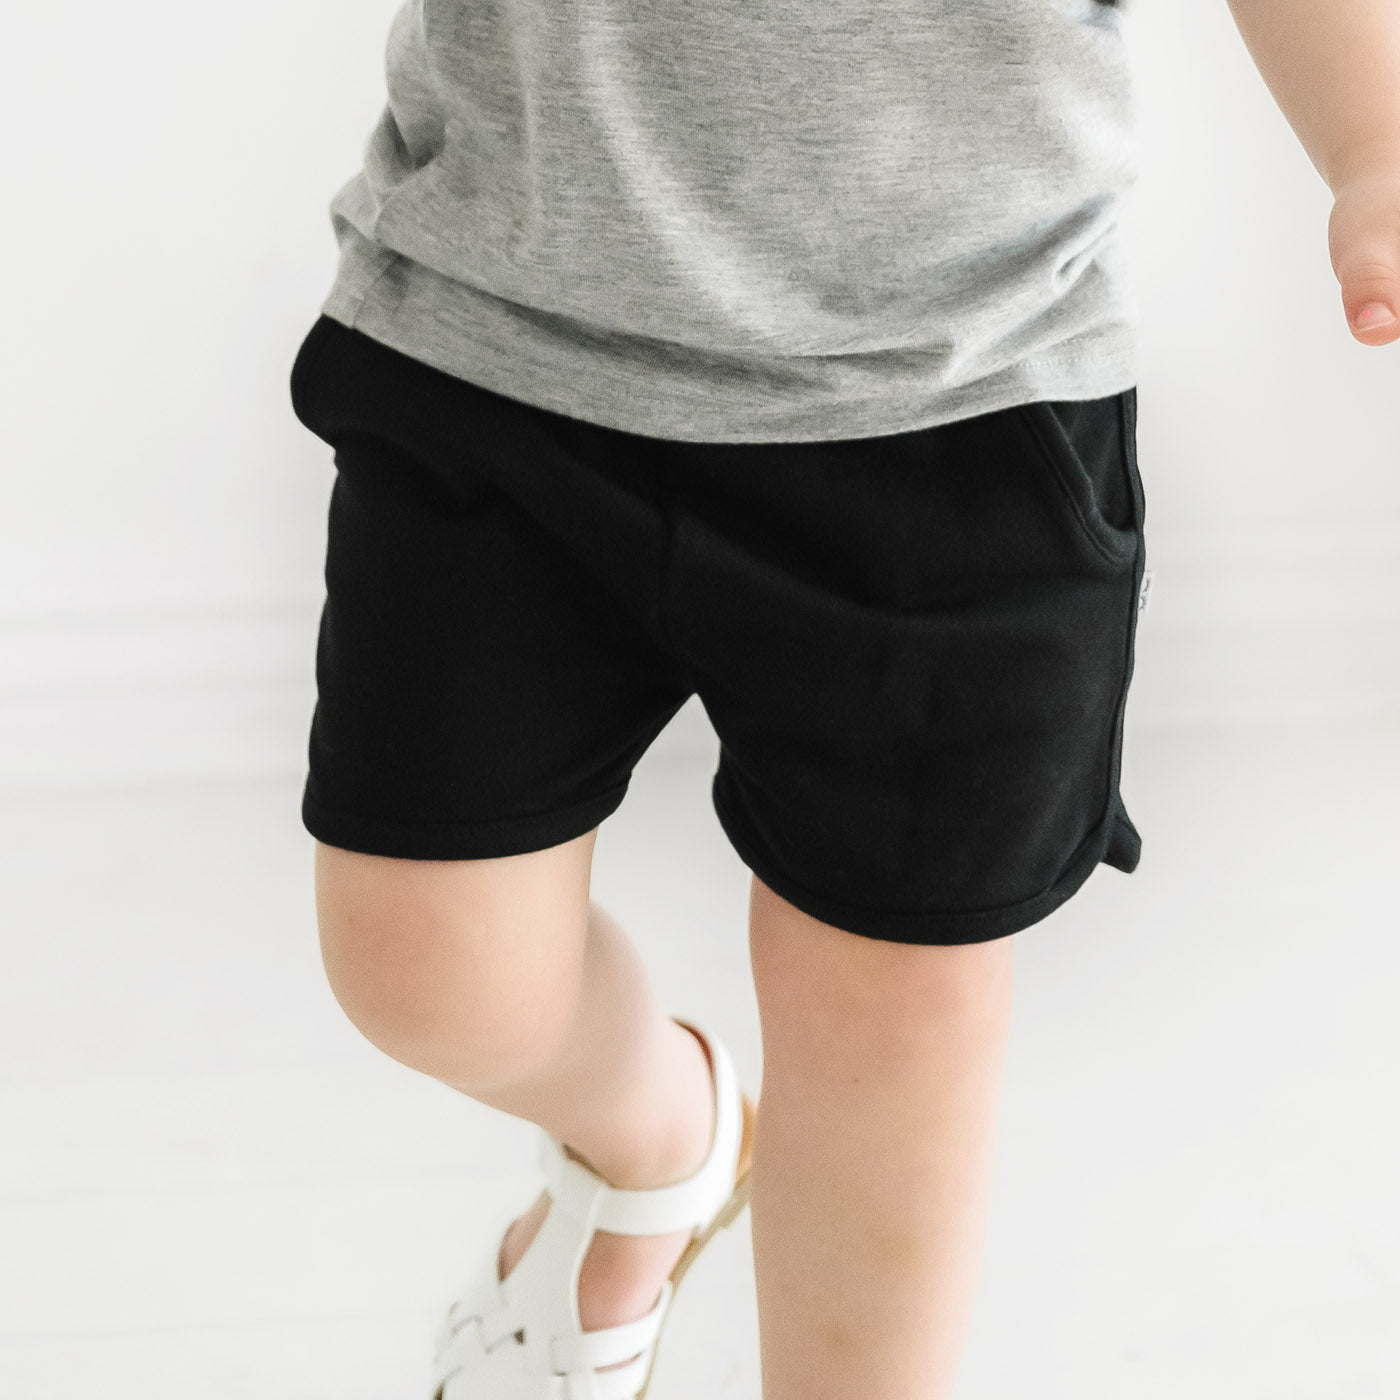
[430,1015,757,1400]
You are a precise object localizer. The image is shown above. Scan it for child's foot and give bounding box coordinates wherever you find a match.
[495,1027,719,1374]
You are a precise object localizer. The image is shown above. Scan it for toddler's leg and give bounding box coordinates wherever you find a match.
[747,874,1015,1400]
[314,830,720,1352]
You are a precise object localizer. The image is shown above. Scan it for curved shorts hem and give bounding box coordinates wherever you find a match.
[711,774,1141,946]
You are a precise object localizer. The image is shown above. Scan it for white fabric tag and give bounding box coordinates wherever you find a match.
[1137,568,1155,618]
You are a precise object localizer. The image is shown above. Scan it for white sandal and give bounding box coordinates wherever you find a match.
[430,1016,757,1400]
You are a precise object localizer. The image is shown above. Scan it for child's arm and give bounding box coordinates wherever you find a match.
[1225,0,1400,345]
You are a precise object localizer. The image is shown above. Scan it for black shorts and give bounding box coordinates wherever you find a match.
[288,313,1146,946]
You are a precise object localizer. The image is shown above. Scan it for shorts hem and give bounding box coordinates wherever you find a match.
[300,778,631,860]
[711,770,1136,946]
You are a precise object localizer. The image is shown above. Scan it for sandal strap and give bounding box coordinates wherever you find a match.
[561,1347,655,1400]
[535,1017,743,1239]
[438,1283,674,1398]
[435,1017,749,1400]
[548,1279,672,1375]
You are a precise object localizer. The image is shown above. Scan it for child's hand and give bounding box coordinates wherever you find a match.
[1328,166,1400,346]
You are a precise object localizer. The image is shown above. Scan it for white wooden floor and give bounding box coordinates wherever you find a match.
[2,715,1397,1399]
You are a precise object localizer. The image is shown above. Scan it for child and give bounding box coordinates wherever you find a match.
[287,1,1398,1396]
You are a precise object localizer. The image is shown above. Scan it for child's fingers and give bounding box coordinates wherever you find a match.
[1327,172,1400,344]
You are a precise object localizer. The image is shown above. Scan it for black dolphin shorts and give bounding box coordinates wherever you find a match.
[288,313,1147,946]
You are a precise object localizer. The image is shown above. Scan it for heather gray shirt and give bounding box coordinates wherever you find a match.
[318,0,1141,443]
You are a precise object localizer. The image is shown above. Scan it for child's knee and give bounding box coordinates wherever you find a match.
[312,835,595,1084]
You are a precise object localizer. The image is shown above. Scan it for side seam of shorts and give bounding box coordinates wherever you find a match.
[1099,385,1146,876]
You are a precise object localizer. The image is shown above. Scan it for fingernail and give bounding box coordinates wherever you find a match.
[1354,303,1396,330]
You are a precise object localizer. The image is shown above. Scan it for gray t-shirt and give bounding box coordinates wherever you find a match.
[318,0,1140,443]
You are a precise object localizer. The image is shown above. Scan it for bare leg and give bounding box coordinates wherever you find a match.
[746,874,1015,1400]
[314,835,722,1373]
[484,902,722,1357]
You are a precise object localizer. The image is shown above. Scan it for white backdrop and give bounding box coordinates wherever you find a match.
[2,0,1397,790]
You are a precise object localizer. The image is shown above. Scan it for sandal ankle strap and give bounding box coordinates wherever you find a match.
[535,1017,743,1239]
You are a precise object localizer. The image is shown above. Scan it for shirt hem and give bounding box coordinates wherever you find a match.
[319,252,1139,445]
